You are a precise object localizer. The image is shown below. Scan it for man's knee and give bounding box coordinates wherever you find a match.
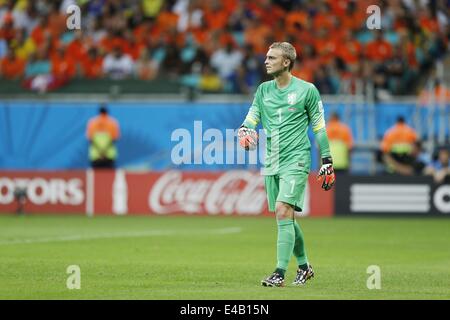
[275,202,294,220]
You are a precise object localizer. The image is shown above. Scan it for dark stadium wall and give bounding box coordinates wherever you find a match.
[335,175,450,216]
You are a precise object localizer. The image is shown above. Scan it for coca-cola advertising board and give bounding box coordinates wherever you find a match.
[0,170,334,217]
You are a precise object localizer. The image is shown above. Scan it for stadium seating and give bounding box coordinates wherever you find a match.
[0,0,448,96]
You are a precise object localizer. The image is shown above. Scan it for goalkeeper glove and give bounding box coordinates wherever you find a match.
[317,157,335,191]
[237,126,258,151]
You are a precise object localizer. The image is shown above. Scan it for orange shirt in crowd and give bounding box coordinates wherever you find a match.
[249,2,285,27]
[47,11,67,39]
[340,11,366,32]
[156,10,179,31]
[86,114,120,141]
[381,123,417,153]
[292,65,313,83]
[220,0,238,14]
[244,23,271,55]
[133,24,151,43]
[203,9,228,30]
[66,39,87,62]
[191,27,208,45]
[313,12,334,31]
[100,36,128,54]
[30,24,45,44]
[122,41,146,60]
[337,39,362,66]
[420,16,439,33]
[329,0,348,17]
[81,55,104,79]
[285,11,308,34]
[0,56,26,79]
[314,37,339,65]
[365,39,393,62]
[51,52,76,79]
[327,118,353,150]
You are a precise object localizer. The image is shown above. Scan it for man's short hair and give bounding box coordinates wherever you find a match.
[269,42,297,71]
[99,105,108,114]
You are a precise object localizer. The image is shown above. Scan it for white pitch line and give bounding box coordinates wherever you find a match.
[0,227,242,245]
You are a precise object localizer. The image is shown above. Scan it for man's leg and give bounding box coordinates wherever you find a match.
[278,172,315,285]
[262,174,303,287]
[262,175,291,287]
[289,171,309,270]
[261,201,295,287]
[275,202,295,276]
[293,220,308,269]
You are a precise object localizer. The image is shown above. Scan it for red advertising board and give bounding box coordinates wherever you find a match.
[0,170,334,217]
[0,171,87,214]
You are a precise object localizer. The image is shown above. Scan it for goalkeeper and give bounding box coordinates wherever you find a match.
[238,42,335,287]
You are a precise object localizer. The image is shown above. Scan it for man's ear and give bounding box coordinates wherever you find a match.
[284,59,290,69]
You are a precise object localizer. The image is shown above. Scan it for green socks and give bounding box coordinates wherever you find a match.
[275,219,309,273]
[293,220,308,267]
[276,219,295,271]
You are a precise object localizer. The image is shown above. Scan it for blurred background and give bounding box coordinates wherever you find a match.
[0,0,449,216]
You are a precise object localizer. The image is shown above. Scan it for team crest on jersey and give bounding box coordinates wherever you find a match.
[287,92,297,105]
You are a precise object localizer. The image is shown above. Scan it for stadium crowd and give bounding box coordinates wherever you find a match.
[0,0,448,96]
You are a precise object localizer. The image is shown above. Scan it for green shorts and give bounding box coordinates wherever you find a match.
[264,171,308,212]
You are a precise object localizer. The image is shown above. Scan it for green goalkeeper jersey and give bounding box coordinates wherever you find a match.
[242,76,331,175]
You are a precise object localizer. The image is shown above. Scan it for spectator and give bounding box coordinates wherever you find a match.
[86,105,121,169]
[382,140,428,176]
[160,40,183,77]
[66,30,87,62]
[424,147,450,183]
[173,0,203,33]
[210,42,243,90]
[81,47,104,79]
[365,30,393,63]
[141,0,165,20]
[86,16,107,45]
[313,65,334,94]
[12,1,39,35]
[51,44,76,79]
[25,50,51,78]
[126,30,147,61]
[0,46,25,79]
[102,46,134,80]
[385,44,407,94]
[326,112,354,174]
[381,116,418,173]
[240,44,264,93]
[12,28,36,60]
[0,12,16,42]
[198,64,222,92]
[134,48,158,80]
[243,16,271,56]
[336,30,362,72]
[203,0,229,31]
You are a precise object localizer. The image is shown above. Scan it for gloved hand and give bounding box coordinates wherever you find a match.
[237,126,258,151]
[317,157,335,191]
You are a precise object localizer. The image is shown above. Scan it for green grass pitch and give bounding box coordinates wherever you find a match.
[0,214,449,300]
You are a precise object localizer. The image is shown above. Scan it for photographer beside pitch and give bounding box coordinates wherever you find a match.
[238,42,335,287]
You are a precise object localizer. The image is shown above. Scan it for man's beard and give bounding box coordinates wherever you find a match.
[268,66,288,77]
